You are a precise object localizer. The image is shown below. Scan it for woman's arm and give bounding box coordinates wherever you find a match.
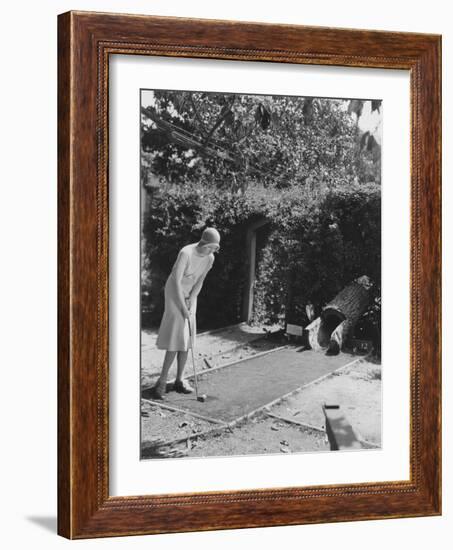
[189,256,214,303]
[172,250,191,319]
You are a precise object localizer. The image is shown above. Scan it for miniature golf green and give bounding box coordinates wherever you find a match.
[145,348,357,423]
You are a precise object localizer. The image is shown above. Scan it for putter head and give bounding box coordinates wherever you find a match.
[197,394,207,402]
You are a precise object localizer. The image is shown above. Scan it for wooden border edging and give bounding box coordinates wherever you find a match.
[141,398,227,425]
[184,345,289,379]
[265,412,325,433]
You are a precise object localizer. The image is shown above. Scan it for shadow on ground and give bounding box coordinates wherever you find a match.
[26,516,57,533]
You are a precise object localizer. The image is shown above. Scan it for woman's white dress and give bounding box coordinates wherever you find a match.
[156,243,214,351]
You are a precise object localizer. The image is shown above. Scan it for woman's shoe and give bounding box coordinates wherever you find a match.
[145,383,166,400]
[174,379,194,394]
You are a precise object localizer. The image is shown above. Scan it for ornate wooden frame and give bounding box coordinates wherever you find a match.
[57,10,441,539]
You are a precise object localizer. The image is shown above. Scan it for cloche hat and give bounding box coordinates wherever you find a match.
[198,227,221,247]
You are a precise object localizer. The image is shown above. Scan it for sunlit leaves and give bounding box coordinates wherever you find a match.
[141,91,381,192]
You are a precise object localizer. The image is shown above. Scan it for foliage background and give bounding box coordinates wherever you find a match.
[141,90,381,344]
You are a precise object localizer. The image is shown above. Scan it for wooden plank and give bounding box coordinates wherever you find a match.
[141,398,226,425]
[322,404,362,451]
[242,218,269,322]
[286,323,304,337]
[265,412,325,433]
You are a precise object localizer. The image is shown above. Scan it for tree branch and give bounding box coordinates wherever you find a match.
[203,96,236,148]
[189,95,208,137]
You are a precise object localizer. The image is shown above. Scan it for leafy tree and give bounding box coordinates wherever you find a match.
[141,91,381,193]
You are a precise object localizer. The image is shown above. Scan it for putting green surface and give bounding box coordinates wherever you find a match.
[147,348,357,422]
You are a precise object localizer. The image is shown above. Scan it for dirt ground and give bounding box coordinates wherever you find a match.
[141,401,213,442]
[188,414,329,457]
[141,405,328,459]
[270,357,382,446]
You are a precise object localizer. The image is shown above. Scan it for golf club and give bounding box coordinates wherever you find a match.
[187,317,207,402]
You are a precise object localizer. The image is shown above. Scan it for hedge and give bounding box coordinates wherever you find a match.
[141,181,381,340]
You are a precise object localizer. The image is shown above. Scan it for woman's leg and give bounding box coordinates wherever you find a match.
[176,351,189,382]
[174,351,194,393]
[156,351,177,388]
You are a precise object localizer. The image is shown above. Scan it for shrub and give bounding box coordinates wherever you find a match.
[252,183,381,332]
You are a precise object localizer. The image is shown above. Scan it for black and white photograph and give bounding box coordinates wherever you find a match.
[139,88,382,460]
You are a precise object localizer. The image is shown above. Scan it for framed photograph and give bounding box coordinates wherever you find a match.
[58,11,441,539]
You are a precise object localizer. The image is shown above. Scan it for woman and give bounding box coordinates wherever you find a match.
[149,227,221,400]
